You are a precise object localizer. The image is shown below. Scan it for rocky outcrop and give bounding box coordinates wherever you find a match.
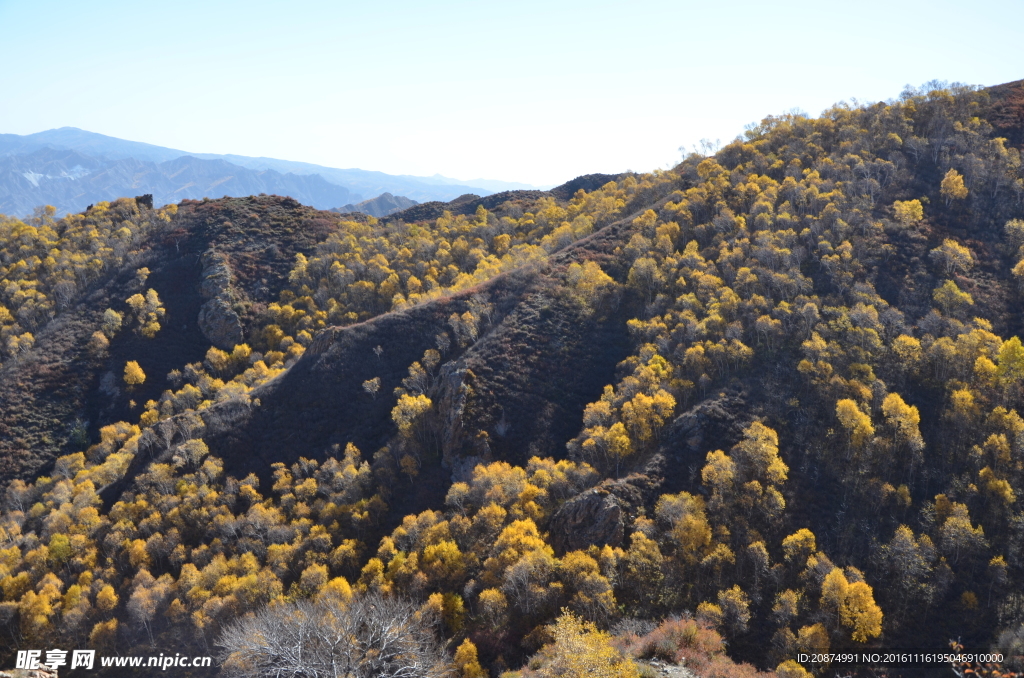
[654,391,750,494]
[436,361,471,470]
[197,250,243,349]
[548,472,661,554]
[661,392,749,460]
[198,298,243,349]
[199,250,233,299]
[549,486,626,553]
[447,454,484,483]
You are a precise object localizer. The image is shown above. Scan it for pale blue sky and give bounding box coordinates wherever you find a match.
[1,0,1022,186]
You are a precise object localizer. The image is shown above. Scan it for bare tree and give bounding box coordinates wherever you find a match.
[176,411,206,441]
[52,280,78,311]
[217,591,454,678]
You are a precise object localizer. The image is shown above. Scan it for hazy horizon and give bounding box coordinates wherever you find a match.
[1,0,1023,186]
[0,126,552,189]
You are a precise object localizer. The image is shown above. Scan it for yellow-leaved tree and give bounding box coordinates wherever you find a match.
[836,399,874,451]
[392,393,432,438]
[892,199,923,227]
[530,610,639,678]
[123,361,146,388]
[820,567,883,642]
[453,639,486,678]
[940,168,968,205]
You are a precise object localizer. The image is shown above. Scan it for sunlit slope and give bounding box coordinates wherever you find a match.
[1,80,1023,674]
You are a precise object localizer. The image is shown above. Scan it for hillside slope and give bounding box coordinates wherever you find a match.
[2,79,1024,677]
[0,195,349,483]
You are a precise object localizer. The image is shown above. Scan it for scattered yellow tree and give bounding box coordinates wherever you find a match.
[932,280,974,316]
[930,239,973,276]
[453,638,487,678]
[892,199,924,226]
[940,168,968,205]
[820,567,883,642]
[836,399,874,450]
[124,360,146,387]
[530,610,640,678]
[392,393,432,436]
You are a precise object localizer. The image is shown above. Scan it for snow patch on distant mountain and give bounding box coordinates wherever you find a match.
[21,172,43,187]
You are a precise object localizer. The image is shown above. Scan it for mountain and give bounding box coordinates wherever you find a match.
[0,127,536,214]
[187,153,501,203]
[0,127,189,163]
[332,192,418,218]
[0,148,360,216]
[400,172,552,192]
[1,79,1024,677]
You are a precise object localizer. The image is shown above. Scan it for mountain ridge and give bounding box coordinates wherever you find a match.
[0,148,361,216]
[332,192,418,218]
[0,127,547,215]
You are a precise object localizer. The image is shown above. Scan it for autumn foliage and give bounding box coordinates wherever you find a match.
[2,80,1024,676]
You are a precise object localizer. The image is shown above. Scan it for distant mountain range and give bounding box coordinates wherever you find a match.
[0,128,548,217]
[333,192,419,218]
[0,147,362,217]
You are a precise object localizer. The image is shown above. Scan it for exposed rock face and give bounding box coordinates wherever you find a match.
[550,486,625,553]
[447,454,484,483]
[436,361,471,470]
[663,392,748,458]
[198,298,243,350]
[199,250,233,299]
[655,391,749,494]
[549,472,660,554]
[197,249,243,349]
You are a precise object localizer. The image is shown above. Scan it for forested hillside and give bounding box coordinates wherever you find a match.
[1,80,1024,676]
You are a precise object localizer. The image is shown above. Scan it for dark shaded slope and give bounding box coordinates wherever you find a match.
[450,283,630,468]
[196,261,634,485]
[0,300,111,483]
[107,197,347,413]
[985,78,1024,150]
[201,290,503,480]
[0,196,348,485]
[0,227,167,484]
[169,195,342,300]
[127,187,670,491]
